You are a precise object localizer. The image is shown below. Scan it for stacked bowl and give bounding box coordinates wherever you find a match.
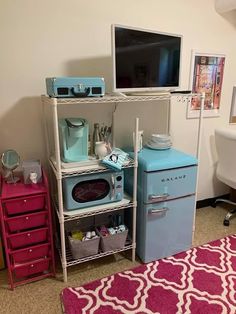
[146,134,172,150]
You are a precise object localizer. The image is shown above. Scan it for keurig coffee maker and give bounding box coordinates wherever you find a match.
[59,118,89,162]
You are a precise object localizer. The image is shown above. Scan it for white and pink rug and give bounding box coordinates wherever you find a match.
[61,234,236,313]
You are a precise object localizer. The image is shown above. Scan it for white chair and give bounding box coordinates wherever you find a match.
[214,128,236,226]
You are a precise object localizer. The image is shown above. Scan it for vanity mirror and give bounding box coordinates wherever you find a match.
[1,149,20,183]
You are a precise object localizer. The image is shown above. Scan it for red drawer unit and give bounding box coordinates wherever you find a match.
[0,170,55,289]
[13,258,50,279]
[3,195,45,216]
[8,227,48,250]
[11,243,50,264]
[5,211,48,233]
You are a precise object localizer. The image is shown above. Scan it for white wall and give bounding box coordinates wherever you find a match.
[1,0,236,200]
[215,0,236,13]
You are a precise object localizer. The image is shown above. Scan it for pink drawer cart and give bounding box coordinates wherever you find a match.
[0,170,55,289]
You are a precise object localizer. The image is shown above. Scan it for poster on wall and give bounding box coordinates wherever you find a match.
[187,51,225,118]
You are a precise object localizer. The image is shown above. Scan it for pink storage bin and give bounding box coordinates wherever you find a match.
[11,243,50,264]
[6,211,47,233]
[13,258,50,278]
[4,195,45,216]
[8,227,48,250]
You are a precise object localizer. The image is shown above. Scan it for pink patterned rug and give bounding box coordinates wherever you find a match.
[61,235,236,313]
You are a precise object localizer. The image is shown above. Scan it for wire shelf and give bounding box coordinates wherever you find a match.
[57,243,135,267]
[42,93,201,106]
[49,155,135,178]
[53,196,136,221]
[42,94,172,105]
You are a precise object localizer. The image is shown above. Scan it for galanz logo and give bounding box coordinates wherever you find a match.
[161,175,186,182]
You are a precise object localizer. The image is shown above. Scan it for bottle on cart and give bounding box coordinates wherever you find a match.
[88,134,91,156]
[92,123,101,155]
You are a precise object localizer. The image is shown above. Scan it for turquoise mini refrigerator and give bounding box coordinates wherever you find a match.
[126,148,198,263]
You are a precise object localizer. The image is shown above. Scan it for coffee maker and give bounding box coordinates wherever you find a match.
[59,118,88,162]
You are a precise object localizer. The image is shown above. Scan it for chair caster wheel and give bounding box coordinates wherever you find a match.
[223,219,230,226]
[211,202,216,208]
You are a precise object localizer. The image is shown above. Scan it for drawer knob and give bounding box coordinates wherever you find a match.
[27,233,31,237]
[29,249,33,253]
[30,264,34,268]
[23,199,27,203]
[25,216,29,220]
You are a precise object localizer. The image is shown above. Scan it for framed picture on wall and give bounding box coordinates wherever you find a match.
[187,51,226,119]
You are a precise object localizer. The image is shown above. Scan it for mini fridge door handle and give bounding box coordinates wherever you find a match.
[149,193,169,201]
[148,207,169,214]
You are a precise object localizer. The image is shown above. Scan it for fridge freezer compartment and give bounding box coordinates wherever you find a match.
[136,195,196,263]
[143,166,197,203]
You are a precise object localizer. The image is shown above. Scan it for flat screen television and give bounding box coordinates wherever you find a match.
[112,24,182,93]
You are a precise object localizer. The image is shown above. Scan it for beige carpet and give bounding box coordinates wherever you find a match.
[0,205,235,314]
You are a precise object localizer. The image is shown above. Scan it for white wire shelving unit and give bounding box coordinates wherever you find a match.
[41,94,205,282]
[42,94,157,282]
[41,93,204,282]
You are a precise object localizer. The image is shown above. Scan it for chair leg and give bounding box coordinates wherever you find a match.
[223,209,236,226]
[215,198,236,206]
[213,198,236,226]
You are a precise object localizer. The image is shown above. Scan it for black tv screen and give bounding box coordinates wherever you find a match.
[112,25,182,92]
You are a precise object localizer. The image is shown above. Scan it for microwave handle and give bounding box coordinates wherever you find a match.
[110,174,115,200]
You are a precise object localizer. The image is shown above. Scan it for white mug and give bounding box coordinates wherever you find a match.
[95,141,108,159]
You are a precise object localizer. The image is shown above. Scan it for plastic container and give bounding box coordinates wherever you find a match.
[97,228,128,252]
[8,228,48,250]
[13,258,50,278]
[4,195,45,216]
[11,243,50,264]
[6,211,47,233]
[68,234,100,259]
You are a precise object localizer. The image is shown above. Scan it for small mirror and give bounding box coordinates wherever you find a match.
[1,149,20,183]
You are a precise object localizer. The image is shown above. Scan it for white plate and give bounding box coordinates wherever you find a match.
[146,142,172,150]
[149,138,172,145]
[151,134,171,141]
[147,140,172,148]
